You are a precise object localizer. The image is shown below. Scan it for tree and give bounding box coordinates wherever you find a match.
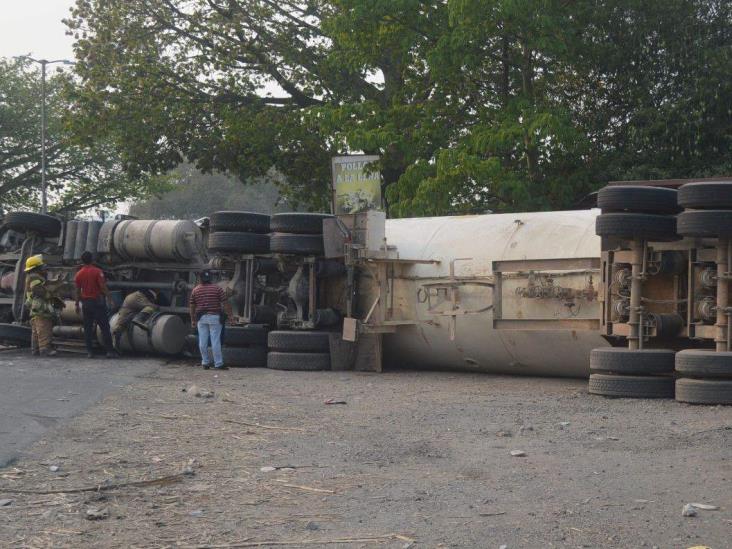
[129,163,296,219]
[66,1,732,218]
[66,0,463,213]
[0,57,168,215]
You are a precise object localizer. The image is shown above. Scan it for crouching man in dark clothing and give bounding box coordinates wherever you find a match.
[112,289,159,352]
[74,251,115,358]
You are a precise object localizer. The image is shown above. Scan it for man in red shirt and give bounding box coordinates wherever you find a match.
[75,251,115,358]
[189,270,230,370]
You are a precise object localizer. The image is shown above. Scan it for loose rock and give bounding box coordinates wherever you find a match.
[49,465,60,472]
[510,450,526,457]
[682,504,698,517]
[260,466,277,473]
[0,499,13,507]
[85,507,109,520]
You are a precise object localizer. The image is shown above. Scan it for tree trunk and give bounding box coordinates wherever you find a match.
[520,41,539,183]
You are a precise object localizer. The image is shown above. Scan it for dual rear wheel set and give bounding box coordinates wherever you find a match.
[591,182,732,404]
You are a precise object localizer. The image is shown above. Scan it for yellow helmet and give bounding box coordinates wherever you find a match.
[24,255,45,272]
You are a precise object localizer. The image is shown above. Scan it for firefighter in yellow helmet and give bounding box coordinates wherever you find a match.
[24,255,62,356]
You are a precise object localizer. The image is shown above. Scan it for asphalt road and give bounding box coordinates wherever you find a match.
[0,350,160,468]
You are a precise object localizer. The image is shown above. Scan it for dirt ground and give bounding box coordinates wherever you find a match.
[1,356,731,549]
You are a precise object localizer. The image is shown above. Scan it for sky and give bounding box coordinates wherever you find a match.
[0,0,76,60]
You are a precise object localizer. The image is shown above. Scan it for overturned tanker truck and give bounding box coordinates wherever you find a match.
[0,177,731,405]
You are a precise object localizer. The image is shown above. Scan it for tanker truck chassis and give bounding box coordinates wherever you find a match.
[1,178,731,404]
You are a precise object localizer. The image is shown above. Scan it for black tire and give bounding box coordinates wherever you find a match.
[0,323,31,347]
[595,213,678,241]
[185,334,200,356]
[222,346,267,368]
[588,373,675,399]
[267,351,330,371]
[647,313,683,338]
[270,233,324,256]
[3,212,61,237]
[268,330,330,352]
[223,325,268,347]
[210,211,270,233]
[677,210,732,238]
[252,305,277,327]
[678,182,732,210]
[675,349,732,379]
[208,231,269,254]
[590,347,675,375]
[597,186,680,214]
[270,213,334,234]
[675,378,732,405]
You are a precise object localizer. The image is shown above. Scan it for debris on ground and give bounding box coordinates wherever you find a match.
[689,503,719,510]
[85,507,109,520]
[183,384,214,398]
[324,398,347,405]
[509,450,526,457]
[0,499,13,507]
[49,465,60,472]
[682,504,698,517]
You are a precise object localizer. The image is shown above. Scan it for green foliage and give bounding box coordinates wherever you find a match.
[129,164,296,219]
[0,58,168,215]
[65,0,732,218]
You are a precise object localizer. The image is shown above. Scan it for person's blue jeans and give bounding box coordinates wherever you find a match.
[197,314,223,368]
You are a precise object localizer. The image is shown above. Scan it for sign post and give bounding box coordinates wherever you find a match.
[331,155,382,214]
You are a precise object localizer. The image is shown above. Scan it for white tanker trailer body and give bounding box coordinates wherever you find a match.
[373,209,609,377]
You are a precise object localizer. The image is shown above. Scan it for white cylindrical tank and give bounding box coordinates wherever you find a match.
[113,220,203,262]
[382,209,608,377]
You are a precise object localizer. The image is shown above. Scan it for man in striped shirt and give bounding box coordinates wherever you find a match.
[189,270,230,370]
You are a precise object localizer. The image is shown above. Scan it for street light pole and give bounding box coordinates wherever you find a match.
[40,60,47,214]
[13,56,75,214]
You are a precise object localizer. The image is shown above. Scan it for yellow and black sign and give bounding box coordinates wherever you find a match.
[331,155,382,214]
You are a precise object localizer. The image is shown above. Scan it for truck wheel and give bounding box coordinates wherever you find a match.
[208,231,269,253]
[270,213,334,234]
[223,325,268,347]
[0,323,31,347]
[646,313,683,338]
[209,211,270,233]
[267,351,330,371]
[3,212,61,237]
[185,334,199,356]
[677,210,732,238]
[675,378,732,405]
[675,350,732,378]
[588,373,675,398]
[590,347,675,375]
[595,213,678,241]
[270,233,324,256]
[597,186,679,214]
[268,330,330,352]
[222,346,267,368]
[678,181,732,209]
[252,306,277,327]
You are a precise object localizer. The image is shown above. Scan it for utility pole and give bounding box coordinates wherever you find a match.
[40,60,47,214]
[13,56,75,214]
